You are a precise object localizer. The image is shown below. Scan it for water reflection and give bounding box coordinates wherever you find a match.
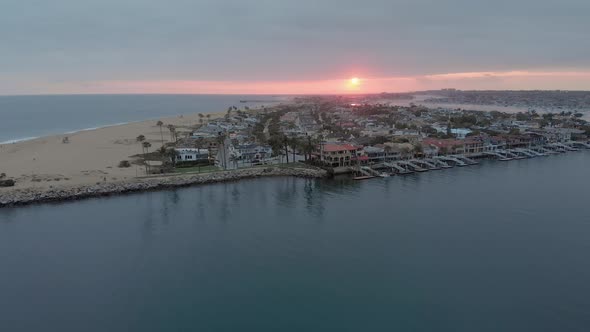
[0,153,590,332]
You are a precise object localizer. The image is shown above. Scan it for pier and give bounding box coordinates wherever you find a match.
[410,159,441,170]
[383,162,414,175]
[427,158,453,169]
[398,160,428,172]
[434,156,467,166]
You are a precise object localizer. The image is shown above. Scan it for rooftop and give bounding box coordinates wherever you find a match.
[322,144,360,152]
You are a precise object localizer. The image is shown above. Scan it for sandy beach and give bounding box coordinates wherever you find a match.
[0,111,224,190]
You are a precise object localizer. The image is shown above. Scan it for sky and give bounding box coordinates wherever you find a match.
[1,0,590,95]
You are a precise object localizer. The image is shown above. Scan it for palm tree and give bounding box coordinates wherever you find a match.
[142,141,152,154]
[168,125,178,142]
[216,133,227,170]
[136,135,146,153]
[318,134,325,165]
[142,141,152,174]
[283,135,290,163]
[156,121,164,146]
[167,125,175,141]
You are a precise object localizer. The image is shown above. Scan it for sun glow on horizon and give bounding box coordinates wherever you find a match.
[345,77,362,91]
[23,69,590,95]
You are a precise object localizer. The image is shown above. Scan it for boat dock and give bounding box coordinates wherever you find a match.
[350,141,587,179]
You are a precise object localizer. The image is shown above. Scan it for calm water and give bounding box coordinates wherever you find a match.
[0,94,285,143]
[1,153,589,331]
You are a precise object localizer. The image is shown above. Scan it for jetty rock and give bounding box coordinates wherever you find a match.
[0,166,327,208]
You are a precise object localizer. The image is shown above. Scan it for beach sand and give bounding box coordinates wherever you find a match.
[0,111,223,190]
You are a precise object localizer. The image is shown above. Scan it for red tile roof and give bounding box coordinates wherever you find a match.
[322,144,360,152]
[422,138,464,148]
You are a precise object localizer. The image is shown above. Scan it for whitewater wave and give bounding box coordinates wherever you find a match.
[63,122,131,134]
[0,137,41,144]
[0,121,133,145]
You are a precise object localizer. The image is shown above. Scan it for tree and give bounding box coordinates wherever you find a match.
[216,133,227,170]
[136,135,146,154]
[301,135,315,162]
[142,141,152,174]
[142,141,151,155]
[167,125,177,142]
[446,120,452,137]
[290,137,299,162]
[283,135,290,163]
[383,145,393,161]
[165,148,180,167]
[400,146,411,160]
[413,143,423,154]
[156,121,164,146]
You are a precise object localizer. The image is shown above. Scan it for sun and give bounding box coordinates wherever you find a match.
[350,77,360,86]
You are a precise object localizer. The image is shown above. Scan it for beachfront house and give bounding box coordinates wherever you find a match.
[229,144,273,162]
[175,148,210,163]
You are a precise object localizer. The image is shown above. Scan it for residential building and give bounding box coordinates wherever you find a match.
[175,148,210,162]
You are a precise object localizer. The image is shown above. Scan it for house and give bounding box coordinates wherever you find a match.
[230,144,273,161]
[362,146,401,164]
[535,128,584,143]
[175,148,210,162]
[463,138,485,155]
[422,138,465,155]
[318,144,362,167]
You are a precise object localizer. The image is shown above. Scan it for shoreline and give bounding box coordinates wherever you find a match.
[0,109,231,191]
[0,166,328,208]
[0,122,134,145]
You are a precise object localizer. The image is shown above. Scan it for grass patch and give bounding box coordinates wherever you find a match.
[173,165,220,174]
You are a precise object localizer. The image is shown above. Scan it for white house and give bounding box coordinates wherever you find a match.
[175,148,210,162]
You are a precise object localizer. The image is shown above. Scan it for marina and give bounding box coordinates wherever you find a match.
[351,142,589,178]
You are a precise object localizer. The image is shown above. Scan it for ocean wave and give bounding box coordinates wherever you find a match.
[63,122,131,134]
[0,136,41,144]
[0,122,132,145]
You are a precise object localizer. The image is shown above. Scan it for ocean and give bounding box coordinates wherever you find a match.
[1,152,589,331]
[0,94,286,143]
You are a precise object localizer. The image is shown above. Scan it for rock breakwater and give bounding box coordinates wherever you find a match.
[0,167,327,208]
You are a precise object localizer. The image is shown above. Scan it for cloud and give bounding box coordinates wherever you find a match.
[1,0,589,93]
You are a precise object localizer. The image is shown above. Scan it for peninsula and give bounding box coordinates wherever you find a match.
[1,92,589,207]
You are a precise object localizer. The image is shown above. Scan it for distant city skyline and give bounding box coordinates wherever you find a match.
[2,0,590,95]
